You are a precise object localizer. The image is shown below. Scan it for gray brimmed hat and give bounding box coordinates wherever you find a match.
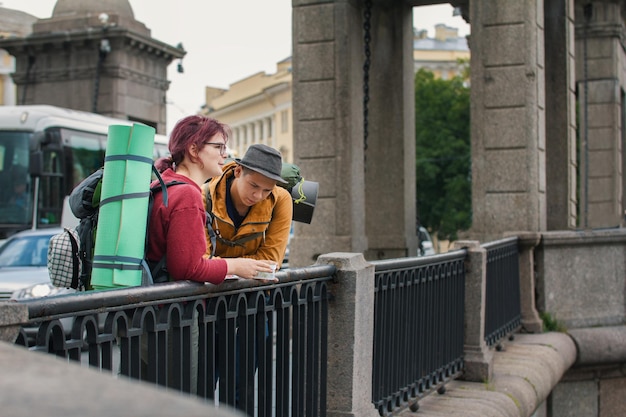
[237,144,288,185]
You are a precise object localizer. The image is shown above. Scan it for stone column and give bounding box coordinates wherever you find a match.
[269,116,276,149]
[363,2,417,261]
[233,126,242,156]
[291,0,416,267]
[575,0,626,228]
[315,252,380,417]
[469,0,547,241]
[259,117,266,147]
[291,0,368,267]
[243,124,250,149]
[545,0,578,230]
[253,122,258,145]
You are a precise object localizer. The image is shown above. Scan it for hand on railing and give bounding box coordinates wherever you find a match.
[224,258,278,282]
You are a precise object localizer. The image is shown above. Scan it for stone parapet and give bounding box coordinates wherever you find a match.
[397,332,576,417]
[0,341,243,417]
[0,302,28,344]
[535,228,626,329]
[568,326,626,366]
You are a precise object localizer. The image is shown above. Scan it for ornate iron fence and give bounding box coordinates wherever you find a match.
[14,266,335,417]
[482,237,521,347]
[371,252,467,415]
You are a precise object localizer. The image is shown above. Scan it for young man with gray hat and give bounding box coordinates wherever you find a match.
[202,144,293,269]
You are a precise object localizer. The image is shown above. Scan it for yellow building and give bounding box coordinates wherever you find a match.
[202,24,469,162]
[413,24,469,80]
[202,57,293,162]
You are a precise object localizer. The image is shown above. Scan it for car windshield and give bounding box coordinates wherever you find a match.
[0,234,50,267]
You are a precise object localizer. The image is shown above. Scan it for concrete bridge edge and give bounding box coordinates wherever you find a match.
[397,332,577,417]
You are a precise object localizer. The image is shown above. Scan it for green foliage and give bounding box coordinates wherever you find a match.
[415,69,471,241]
[540,312,567,333]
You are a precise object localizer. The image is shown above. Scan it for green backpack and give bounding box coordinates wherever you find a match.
[49,167,184,290]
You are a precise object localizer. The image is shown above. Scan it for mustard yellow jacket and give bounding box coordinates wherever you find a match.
[202,162,293,266]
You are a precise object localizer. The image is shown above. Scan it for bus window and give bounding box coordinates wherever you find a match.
[38,148,63,226]
[34,127,104,228]
[154,134,170,158]
[0,105,167,239]
[0,132,32,229]
[60,128,105,189]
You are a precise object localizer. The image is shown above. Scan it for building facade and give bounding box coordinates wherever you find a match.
[0,0,184,134]
[0,7,37,106]
[202,58,294,162]
[413,23,469,79]
[202,25,468,164]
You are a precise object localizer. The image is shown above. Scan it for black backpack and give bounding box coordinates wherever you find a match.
[48,167,184,290]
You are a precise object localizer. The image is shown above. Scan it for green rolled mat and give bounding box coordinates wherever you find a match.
[90,124,156,289]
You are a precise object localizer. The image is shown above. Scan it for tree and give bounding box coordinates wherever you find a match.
[415,68,471,242]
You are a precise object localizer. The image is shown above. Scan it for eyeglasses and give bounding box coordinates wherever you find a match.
[204,142,227,155]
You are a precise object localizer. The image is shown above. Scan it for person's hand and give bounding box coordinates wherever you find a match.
[225,258,277,281]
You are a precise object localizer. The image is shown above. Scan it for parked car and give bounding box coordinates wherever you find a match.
[417,226,436,256]
[0,228,69,300]
[0,228,78,344]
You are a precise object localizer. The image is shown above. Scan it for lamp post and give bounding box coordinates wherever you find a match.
[92,13,112,113]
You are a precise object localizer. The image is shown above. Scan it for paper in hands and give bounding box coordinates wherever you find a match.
[226,262,278,282]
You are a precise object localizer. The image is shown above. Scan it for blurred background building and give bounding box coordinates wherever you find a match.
[413,23,469,79]
[0,0,184,134]
[0,7,37,106]
[200,25,468,163]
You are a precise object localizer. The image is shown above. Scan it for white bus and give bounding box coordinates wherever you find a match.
[0,105,169,241]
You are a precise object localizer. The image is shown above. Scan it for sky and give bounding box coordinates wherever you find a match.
[1,0,469,133]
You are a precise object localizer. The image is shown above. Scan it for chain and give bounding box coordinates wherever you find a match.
[363,0,372,164]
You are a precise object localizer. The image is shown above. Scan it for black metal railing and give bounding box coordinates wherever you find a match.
[371,251,467,415]
[14,265,335,417]
[482,237,521,347]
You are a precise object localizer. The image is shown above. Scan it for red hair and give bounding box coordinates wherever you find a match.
[155,115,231,172]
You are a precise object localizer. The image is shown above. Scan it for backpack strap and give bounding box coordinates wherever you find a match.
[99,155,170,207]
[65,228,81,290]
[201,182,270,249]
[77,215,97,290]
[151,165,170,207]
[201,182,217,258]
[147,256,168,284]
[145,179,208,283]
[93,255,144,270]
[216,232,265,248]
[92,254,154,286]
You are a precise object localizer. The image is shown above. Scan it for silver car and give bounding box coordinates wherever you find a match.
[0,228,69,300]
[417,226,436,256]
[0,228,78,344]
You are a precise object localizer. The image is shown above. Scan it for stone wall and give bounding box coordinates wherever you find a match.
[535,228,626,329]
[535,228,626,417]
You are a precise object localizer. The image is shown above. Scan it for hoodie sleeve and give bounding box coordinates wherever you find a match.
[159,183,228,284]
